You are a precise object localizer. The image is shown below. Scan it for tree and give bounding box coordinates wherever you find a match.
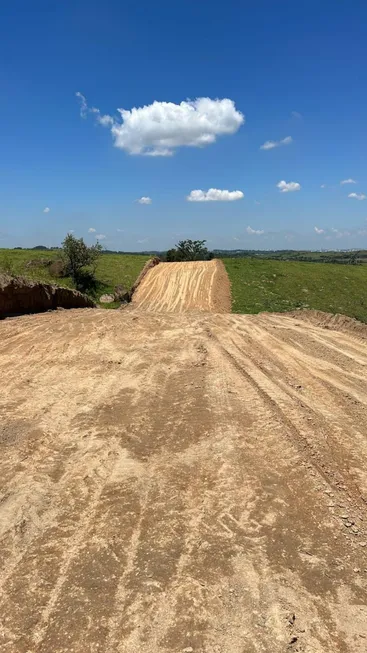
[62,233,102,284]
[168,239,211,261]
[165,248,178,262]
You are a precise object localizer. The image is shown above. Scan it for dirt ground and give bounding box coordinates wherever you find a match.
[131,260,231,313]
[0,261,367,653]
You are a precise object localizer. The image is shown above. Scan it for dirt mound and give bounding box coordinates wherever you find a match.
[0,308,366,651]
[131,259,231,313]
[286,309,367,339]
[0,274,95,318]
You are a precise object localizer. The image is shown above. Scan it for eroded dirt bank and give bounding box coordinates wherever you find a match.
[1,308,366,652]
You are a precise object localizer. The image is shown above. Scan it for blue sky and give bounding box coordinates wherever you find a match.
[1,0,367,251]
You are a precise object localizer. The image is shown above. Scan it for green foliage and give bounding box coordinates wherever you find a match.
[166,239,212,261]
[224,257,367,322]
[62,233,102,285]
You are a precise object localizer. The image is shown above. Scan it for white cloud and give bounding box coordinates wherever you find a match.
[76,91,88,118]
[68,229,75,234]
[348,192,366,200]
[314,226,325,234]
[341,178,357,185]
[321,184,326,188]
[187,188,244,202]
[137,238,149,243]
[277,180,301,193]
[291,111,302,119]
[43,207,50,213]
[88,227,96,233]
[260,136,293,151]
[95,233,106,240]
[246,225,264,235]
[137,196,152,204]
[76,92,113,126]
[117,228,124,233]
[76,93,244,156]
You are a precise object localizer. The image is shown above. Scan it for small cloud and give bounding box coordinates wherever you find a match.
[321,184,326,189]
[137,238,149,243]
[68,229,75,234]
[137,196,152,204]
[277,180,301,193]
[76,91,88,118]
[260,136,293,151]
[117,228,124,233]
[254,200,261,205]
[95,233,106,240]
[291,111,302,119]
[348,192,366,200]
[77,93,244,156]
[233,236,240,241]
[187,188,244,202]
[43,207,50,213]
[341,178,357,185]
[314,226,325,234]
[88,227,96,233]
[246,225,264,235]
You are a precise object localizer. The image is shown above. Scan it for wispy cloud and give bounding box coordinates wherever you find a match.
[137,196,152,204]
[43,207,50,213]
[187,188,244,202]
[291,111,302,119]
[340,178,357,185]
[277,180,301,193]
[76,92,244,156]
[137,238,149,243]
[117,228,124,233]
[320,184,326,189]
[348,192,366,200]
[88,227,96,233]
[95,233,106,240]
[246,225,264,235]
[260,136,292,151]
[314,226,325,234]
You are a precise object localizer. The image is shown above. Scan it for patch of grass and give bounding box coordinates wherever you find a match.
[0,249,150,306]
[224,257,367,322]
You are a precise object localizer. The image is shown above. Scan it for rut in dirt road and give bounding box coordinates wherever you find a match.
[131,259,231,313]
[0,307,367,653]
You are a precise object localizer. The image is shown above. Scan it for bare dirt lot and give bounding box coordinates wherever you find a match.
[0,262,367,652]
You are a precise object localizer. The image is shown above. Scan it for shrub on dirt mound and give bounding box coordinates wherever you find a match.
[0,274,95,318]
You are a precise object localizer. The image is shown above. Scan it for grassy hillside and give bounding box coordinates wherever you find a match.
[0,249,149,305]
[224,258,367,322]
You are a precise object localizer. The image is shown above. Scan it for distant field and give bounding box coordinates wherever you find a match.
[0,249,149,306]
[224,257,367,322]
[2,249,367,321]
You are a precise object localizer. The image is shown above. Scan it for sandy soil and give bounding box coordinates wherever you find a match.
[0,264,367,653]
[131,260,231,313]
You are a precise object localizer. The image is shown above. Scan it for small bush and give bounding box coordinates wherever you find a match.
[62,233,102,286]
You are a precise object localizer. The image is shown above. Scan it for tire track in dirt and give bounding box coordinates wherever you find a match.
[130,259,231,313]
[0,294,367,650]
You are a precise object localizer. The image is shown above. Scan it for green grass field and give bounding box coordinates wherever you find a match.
[224,258,367,322]
[1,249,366,321]
[0,249,149,307]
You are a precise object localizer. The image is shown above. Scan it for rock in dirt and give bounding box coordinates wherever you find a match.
[99,294,115,304]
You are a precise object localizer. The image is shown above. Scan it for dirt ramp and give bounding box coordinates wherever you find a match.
[131,259,231,313]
